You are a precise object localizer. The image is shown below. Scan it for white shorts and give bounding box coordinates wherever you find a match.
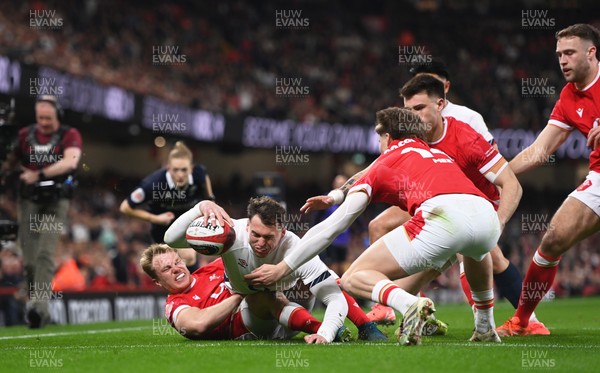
[568,171,600,217]
[238,285,317,340]
[382,194,501,274]
[239,299,296,340]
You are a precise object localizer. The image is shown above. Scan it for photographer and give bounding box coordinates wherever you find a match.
[2,95,82,328]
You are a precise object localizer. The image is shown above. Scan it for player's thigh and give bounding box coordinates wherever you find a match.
[239,297,282,338]
[369,206,411,243]
[393,269,440,295]
[344,236,411,281]
[541,196,600,257]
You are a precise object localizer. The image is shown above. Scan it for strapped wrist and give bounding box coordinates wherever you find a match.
[327,189,345,205]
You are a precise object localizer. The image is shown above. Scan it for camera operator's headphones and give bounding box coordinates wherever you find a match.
[36,95,64,121]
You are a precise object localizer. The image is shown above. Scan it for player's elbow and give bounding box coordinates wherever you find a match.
[119,200,132,214]
[178,320,210,339]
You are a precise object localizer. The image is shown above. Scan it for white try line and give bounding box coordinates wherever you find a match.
[1,325,598,350]
[0,326,152,341]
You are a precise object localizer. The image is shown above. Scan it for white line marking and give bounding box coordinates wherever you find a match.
[1,326,598,351]
[0,326,151,341]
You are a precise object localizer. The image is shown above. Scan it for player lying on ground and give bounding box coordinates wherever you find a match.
[141,244,348,342]
[246,107,503,345]
[164,197,387,343]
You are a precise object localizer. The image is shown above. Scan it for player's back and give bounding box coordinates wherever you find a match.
[355,137,487,215]
[431,117,501,205]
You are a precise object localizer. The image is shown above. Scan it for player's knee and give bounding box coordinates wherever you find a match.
[490,249,509,274]
[540,229,571,258]
[339,272,353,294]
[368,218,386,243]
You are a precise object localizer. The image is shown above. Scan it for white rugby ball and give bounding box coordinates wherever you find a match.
[185,216,235,256]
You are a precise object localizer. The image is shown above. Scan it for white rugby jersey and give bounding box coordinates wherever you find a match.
[443,100,494,143]
[222,218,331,294]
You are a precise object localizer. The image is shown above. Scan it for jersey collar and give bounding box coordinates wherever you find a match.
[165,171,194,189]
[428,117,448,145]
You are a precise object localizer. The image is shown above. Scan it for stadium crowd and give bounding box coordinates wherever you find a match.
[0,0,586,128]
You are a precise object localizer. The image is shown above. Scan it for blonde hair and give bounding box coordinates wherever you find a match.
[140,243,179,280]
[168,141,193,162]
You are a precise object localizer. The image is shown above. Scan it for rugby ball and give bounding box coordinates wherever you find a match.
[185,216,236,256]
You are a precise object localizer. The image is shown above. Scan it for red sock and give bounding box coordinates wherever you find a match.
[515,249,560,327]
[341,290,370,327]
[335,277,370,326]
[285,307,321,334]
[460,272,474,306]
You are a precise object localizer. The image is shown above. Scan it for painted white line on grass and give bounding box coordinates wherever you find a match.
[3,339,599,350]
[0,326,152,341]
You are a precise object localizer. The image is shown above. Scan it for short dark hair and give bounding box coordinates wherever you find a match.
[409,59,450,80]
[375,107,427,141]
[247,196,285,227]
[400,74,445,101]
[556,23,600,60]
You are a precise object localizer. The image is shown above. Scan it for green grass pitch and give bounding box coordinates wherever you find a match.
[1,297,599,373]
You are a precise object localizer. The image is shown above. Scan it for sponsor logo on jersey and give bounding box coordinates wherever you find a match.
[238,259,248,268]
[192,295,200,301]
[209,274,221,282]
[576,108,584,118]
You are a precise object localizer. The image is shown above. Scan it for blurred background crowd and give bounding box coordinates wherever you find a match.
[1,0,600,325]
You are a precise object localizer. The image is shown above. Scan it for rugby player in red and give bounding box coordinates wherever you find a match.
[497,23,600,336]
[141,244,327,341]
[247,107,503,345]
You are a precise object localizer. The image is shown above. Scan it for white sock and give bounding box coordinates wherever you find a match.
[372,279,417,315]
[471,289,495,333]
[529,312,539,323]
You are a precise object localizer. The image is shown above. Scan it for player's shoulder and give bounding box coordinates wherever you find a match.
[279,230,300,253]
[447,117,481,139]
[228,218,249,251]
[444,101,484,121]
[194,257,225,274]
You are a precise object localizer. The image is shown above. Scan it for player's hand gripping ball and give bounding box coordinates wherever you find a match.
[186,216,235,255]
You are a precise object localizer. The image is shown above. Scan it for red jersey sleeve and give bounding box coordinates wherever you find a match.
[548,95,575,131]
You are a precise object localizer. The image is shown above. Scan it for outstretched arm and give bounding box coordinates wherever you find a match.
[246,192,369,286]
[300,161,374,213]
[164,200,233,248]
[509,125,569,175]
